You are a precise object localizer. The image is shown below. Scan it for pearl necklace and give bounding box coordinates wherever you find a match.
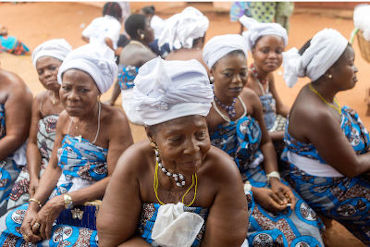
[155,149,186,187]
[213,94,237,119]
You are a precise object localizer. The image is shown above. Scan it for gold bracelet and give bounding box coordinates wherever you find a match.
[29,198,42,208]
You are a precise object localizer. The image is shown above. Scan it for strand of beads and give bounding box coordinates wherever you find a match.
[155,149,186,187]
[214,94,237,119]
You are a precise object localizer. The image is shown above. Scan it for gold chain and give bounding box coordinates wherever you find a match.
[308,83,342,115]
[153,160,197,207]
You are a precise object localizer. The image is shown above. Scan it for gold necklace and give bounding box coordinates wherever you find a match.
[153,159,197,207]
[308,83,342,115]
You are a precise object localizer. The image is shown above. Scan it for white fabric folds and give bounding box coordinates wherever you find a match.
[152,202,204,247]
[158,7,209,50]
[354,4,370,41]
[57,44,117,94]
[239,15,288,51]
[283,28,348,87]
[32,39,72,66]
[202,34,248,69]
[123,57,213,126]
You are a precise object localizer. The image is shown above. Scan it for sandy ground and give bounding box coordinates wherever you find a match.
[0,2,368,246]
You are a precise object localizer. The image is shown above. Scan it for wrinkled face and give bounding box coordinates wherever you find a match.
[331,45,358,91]
[252,35,284,73]
[211,52,248,98]
[36,56,62,91]
[60,69,100,117]
[150,115,211,174]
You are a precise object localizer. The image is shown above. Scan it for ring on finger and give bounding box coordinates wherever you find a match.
[33,222,41,229]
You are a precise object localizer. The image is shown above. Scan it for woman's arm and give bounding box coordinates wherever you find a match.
[293,106,370,177]
[0,77,32,160]
[201,151,248,246]
[27,94,44,195]
[269,74,289,117]
[97,145,143,246]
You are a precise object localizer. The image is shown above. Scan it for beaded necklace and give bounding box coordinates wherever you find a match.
[309,83,342,115]
[153,152,197,207]
[213,94,237,119]
[155,149,186,187]
[249,64,269,95]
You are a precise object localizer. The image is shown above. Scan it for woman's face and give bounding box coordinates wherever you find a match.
[252,35,284,73]
[331,46,358,91]
[36,56,62,91]
[60,69,100,117]
[211,52,248,98]
[150,115,211,174]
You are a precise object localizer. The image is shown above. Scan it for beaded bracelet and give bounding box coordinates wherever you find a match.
[29,198,42,208]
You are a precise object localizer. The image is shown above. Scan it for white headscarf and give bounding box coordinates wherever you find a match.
[202,34,248,69]
[57,44,117,94]
[239,15,288,51]
[32,39,72,66]
[158,7,209,50]
[123,57,213,126]
[283,28,348,87]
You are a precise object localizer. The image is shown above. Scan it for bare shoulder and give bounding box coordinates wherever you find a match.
[240,87,259,102]
[101,104,130,131]
[0,69,31,95]
[120,44,155,66]
[201,146,242,185]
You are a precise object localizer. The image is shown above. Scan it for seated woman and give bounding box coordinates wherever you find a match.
[0,67,32,216]
[160,7,209,69]
[203,34,324,246]
[281,28,370,245]
[97,57,248,246]
[240,16,290,154]
[0,43,134,246]
[0,25,30,55]
[7,39,72,210]
[106,13,156,107]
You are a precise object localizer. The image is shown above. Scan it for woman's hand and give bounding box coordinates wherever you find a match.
[270,178,296,209]
[252,187,289,212]
[35,195,65,240]
[20,205,42,243]
[28,177,39,197]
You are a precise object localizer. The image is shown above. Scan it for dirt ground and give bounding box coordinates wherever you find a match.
[0,2,368,246]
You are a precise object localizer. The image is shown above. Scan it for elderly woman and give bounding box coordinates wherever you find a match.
[282,28,370,245]
[0,44,133,246]
[240,16,290,154]
[7,39,72,210]
[203,34,324,246]
[106,13,156,107]
[0,67,32,216]
[97,57,248,247]
[159,7,209,69]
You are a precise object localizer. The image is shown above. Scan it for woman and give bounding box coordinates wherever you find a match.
[7,39,72,210]
[82,2,122,51]
[240,16,289,152]
[160,7,209,69]
[0,67,32,216]
[0,43,133,246]
[97,57,248,247]
[106,13,156,107]
[203,34,324,246]
[282,28,370,245]
[0,24,30,55]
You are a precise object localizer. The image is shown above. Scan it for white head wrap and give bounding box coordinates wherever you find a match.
[57,44,118,94]
[158,7,209,50]
[123,57,213,126]
[239,15,288,51]
[202,34,248,69]
[32,39,72,66]
[283,28,348,87]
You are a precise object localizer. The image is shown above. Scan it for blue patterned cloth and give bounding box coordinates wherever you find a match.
[0,104,21,216]
[117,65,139,90]
[281,106,370,245]
[260,93,277,131]
[0,134,107,246]
[138,203,208,246]
[210,114,324,246]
